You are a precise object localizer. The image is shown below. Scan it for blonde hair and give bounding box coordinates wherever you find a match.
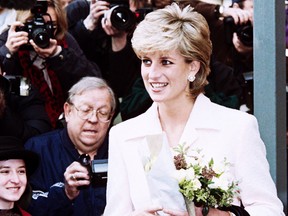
[16,0,67,40]
[131,3,212,97]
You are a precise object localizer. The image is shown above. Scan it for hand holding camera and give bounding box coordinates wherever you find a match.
[77,154,108,189]
[84,0,110,31]
[64,159,91,200]
[5,22,29,54]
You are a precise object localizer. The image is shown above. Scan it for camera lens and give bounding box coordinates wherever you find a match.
[31,28,51,48]
[78,154,91,167]
[110,5,136,31]
[237,25,253,47]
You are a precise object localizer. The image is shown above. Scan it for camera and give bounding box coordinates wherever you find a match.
[135,7,154,23]
[224,16,253,47]
[16,0,54,49]
[0,75,31,96]
[78,154,108,189]
[103,0,136,31]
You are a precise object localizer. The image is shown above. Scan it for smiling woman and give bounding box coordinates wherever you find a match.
[0,136,39,216]
[104,3,285,216]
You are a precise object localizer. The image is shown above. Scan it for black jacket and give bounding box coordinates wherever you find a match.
[0,82,51,142]
[0,31,102,94]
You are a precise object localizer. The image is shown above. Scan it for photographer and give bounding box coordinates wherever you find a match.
[189,0,254,110]
[0,63,51,142]
[66,0,149,121]
[0,0,102,128]
[24,77,116,216]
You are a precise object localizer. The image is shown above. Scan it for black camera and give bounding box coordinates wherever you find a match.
[224,16,253,47]
[103,0,136,31]
[0,75,31,96]
[135,7,154,23]
[16,0,54,49]
[78,154,108,189]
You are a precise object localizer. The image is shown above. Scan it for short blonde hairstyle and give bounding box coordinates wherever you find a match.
[131,3,212,98]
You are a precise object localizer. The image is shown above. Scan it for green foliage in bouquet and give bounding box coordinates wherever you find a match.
[173,143,239,209]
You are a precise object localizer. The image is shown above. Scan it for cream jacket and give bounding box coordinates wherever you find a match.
[104,94,285,216]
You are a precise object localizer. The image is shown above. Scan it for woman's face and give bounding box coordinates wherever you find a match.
[44,6,58,35]
[141,50,199,105]
[0,159,27,209]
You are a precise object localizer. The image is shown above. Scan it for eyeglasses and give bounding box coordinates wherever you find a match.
[71,104,112,123]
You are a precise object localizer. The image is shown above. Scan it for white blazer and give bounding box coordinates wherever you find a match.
[104,94,285,216]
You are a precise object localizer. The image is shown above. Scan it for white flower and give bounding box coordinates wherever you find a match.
[185,167,196,180]
[209,174,230,190]
[212,161,226,175]
[192,178,202,190]
[174,169,187,182]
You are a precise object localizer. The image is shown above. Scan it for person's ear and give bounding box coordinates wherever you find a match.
[189,61,200,76]
[63,102,73,122]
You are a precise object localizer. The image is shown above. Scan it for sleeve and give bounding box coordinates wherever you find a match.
[46,33,102,92]
[0,86,51,142]
[66,0,105,62]
[235,115,285,216]
[103,126,134,216]
[0,31,23,76]
[28,182,74,216]
[24,137,75,216]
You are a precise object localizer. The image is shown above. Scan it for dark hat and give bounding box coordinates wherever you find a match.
[0,0,36,10]
[0,136,39,177]
[232,0,242,3]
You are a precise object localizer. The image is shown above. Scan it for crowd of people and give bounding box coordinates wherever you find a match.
[0,0,285,215]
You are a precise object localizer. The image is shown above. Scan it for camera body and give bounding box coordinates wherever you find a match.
[0,75,31,96]
[78,154,108,189]
[135,7,153,23]
[16,0,54,49]
[104,0,136,31]
[224,16,253,47]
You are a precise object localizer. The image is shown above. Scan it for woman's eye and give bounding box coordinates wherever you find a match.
[18,169,26,175]
[142,59,151,65]
[162,60,173,65]
[0,170,9,175]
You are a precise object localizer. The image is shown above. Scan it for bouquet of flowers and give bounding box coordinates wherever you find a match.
[173,143,239,216]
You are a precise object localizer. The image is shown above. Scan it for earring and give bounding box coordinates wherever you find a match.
[187,74,195,82]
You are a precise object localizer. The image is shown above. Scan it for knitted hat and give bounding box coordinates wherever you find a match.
[0,136,39,176]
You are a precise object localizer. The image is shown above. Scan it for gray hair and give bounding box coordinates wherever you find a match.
[67,77,117,113]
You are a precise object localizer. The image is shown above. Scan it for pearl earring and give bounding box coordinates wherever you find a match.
[187,74,195,82]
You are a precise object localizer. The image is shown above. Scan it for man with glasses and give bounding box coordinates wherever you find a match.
[24,76,116,216]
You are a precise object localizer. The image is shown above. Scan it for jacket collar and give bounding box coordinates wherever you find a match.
[123,94,221,142]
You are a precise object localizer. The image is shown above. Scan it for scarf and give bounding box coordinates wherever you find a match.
[18,38,68,128]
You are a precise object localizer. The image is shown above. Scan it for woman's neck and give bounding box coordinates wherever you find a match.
[158,98,195,147]
[0,201,14,211]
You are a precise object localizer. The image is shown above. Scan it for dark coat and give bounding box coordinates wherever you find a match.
[0,84,51,142]
[0,31,102,94]
[24,128,108,216]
